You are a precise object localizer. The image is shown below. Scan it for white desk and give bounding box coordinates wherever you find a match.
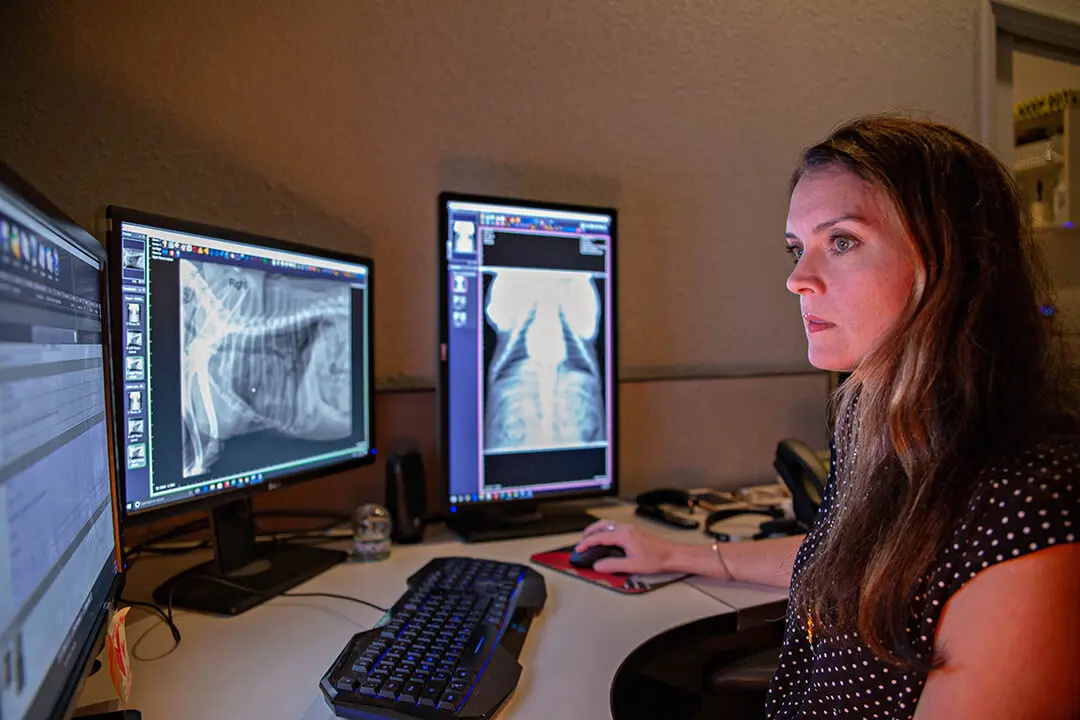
[77,502,787,720]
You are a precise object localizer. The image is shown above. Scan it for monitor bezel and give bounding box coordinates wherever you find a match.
[0,160,125,720]
[436,191,620,515]
[104,205,377,529]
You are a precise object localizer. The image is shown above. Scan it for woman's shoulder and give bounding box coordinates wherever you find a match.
[933,435,1079,595]
[975,435,1080,519]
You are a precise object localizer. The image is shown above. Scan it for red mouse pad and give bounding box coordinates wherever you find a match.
[529,545,690,594]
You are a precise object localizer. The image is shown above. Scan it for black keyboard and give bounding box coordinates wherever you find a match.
[319,557,547,719]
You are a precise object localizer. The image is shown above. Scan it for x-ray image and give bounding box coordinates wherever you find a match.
[481,268,606,452]
[179,259,353,478]
[123,248,145,271]
[127,443,146,469]
[453,220,476,254]
[128,418,145,440]
[126,302,141,326]
[452,294,467,311]
[127,390,142,414]
[127,330,143,353]
[125,356,145,381]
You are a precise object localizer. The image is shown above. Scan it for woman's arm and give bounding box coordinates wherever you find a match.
[913,543,1080,720]
[573,519,803,588]
[666,534,804,588]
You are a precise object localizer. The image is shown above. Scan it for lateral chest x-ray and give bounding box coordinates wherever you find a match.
[179,259,352,478]
[483,269,606,452]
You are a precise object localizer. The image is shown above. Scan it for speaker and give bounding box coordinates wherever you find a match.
[385,448,427,544]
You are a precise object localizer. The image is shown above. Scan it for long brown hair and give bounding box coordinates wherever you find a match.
[790,114,1078,672]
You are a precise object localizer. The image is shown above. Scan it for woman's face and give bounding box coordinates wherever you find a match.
[785,166,917,372]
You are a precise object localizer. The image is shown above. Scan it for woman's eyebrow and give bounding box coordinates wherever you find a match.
[786,214,867,240]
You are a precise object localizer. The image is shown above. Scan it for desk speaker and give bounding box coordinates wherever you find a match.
[385,449,427,544]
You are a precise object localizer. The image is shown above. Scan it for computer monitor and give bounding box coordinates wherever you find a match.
[437,192,618,541]
[0,162,124,720]
[105,206,375,615]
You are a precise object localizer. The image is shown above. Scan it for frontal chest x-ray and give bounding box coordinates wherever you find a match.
[482,268,607,453]
[179,259,352,478]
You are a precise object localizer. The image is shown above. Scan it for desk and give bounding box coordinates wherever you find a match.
[77,501,787,720]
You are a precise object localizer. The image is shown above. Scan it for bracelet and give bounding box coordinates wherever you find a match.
[711,540,734,581]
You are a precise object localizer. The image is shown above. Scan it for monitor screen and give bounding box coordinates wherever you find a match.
[0,166,121,720]
[108,208,374,519]
[440,194,617,508]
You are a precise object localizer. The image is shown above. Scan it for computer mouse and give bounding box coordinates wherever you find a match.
[568,544,627,569]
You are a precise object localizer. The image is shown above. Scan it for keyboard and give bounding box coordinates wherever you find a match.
[319,556,547,719]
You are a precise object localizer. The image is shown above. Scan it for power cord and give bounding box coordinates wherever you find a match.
[176,574,388,614]
[118,573,386,662]
[120,597,183,660]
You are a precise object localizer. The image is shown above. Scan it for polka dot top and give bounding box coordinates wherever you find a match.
[765,418,1080,719]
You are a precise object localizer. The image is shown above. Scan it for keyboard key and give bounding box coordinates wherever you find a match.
[398,680,424,704]
[357,679,381,697]
[334,675,357,692]
[439,690,463,711]
[418,682,444,707]
[379,679,403,699]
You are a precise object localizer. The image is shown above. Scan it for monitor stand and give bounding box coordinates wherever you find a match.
[151,496,348,616]
[446,501,597,542]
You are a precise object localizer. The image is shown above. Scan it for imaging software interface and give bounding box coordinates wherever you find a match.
[116,219,372,515]
[0,188,116,720]
[444,198,614,506]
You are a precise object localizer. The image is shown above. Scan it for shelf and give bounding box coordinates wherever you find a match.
[1015,156,1064,174]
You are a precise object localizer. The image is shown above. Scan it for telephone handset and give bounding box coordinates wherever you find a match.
[772,437,829,527]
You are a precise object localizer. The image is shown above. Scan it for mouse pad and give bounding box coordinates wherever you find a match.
[529,545,690,594]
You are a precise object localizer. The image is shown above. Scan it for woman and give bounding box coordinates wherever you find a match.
[575,115,1080,719]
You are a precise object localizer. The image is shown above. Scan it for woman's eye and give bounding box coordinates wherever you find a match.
[785,245,803,263]
[833,235,856,253]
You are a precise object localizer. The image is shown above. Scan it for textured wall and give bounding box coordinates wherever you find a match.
[0,0,982,386]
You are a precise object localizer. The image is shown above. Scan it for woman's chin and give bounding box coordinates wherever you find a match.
[807,347,855,373]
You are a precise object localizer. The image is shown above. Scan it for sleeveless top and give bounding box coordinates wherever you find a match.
[765,413,1080,719]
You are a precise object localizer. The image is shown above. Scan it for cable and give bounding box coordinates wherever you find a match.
[280,592,388,613]
[174,573,388,613]
[119,597,182,660]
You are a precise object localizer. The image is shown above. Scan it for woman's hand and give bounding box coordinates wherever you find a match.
[573,519,678,574]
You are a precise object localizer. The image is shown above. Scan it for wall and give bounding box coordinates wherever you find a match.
[0,1,997,532]
[0,0,982,383]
